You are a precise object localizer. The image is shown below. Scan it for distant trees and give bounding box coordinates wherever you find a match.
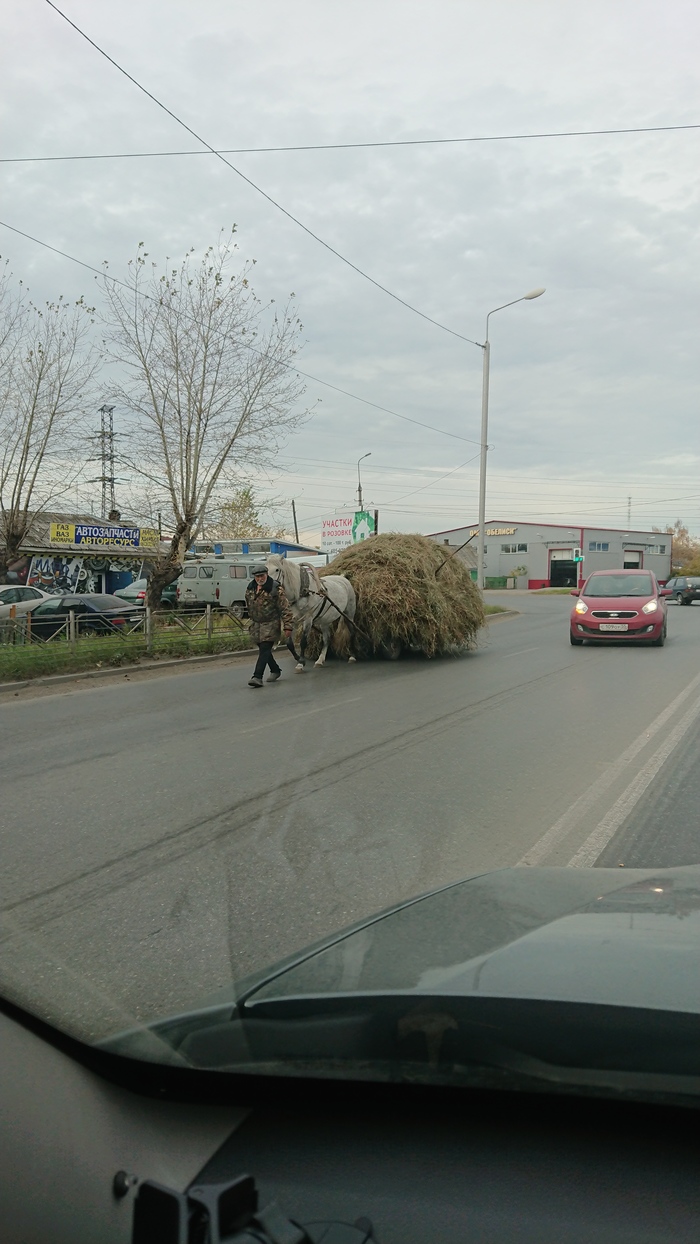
[204,485,292,541]
[654,520,700,572]
[0,262,98,582]
[101,232,306,609]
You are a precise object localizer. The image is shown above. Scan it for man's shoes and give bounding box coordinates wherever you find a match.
[248,677,263,688]
[266,671,282,682]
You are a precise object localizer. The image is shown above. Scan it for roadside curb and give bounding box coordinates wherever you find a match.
[485,609,520,622]
[0,645,260,694]
[0,614,519,694]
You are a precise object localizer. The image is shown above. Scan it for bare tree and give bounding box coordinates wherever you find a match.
[0,273,99,582]
[101,233,306,609]
[204,485,292,541]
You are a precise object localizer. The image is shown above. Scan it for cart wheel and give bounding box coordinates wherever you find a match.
[381,641,402,660]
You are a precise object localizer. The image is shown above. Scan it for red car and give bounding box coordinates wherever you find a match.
[570,569,671,647]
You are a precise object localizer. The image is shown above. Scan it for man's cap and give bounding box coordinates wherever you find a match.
[251,564,268,575]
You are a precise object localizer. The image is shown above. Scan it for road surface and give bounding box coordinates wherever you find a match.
[1,593,699,1039]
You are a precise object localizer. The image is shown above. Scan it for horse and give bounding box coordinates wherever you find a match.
[266,554,357,670]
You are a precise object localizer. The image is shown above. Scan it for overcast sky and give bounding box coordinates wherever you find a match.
[2,0,699,541]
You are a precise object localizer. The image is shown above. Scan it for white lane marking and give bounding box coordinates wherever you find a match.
[240,695,362,734]
[517,669,700,866]
[502,647,540,659]
[568,693,700,867]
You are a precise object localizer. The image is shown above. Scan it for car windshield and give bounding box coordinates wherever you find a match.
[2,5,700,1113]
[584,574,654,597]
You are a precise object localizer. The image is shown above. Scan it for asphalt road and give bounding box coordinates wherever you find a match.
[2,593,700,1040]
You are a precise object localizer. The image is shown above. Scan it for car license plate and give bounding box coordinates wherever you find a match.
[599,623,628,631]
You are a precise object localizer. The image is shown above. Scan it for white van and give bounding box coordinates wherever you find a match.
[176,556,261,616]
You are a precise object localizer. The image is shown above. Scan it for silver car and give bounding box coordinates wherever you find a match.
[0,584,55,619]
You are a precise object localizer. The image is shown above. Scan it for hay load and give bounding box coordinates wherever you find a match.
[317,532,485,659]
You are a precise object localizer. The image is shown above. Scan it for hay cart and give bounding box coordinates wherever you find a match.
[311,533,485,661]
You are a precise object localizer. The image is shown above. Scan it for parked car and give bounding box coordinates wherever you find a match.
[112,577,179,608]
[570,569,671,646]
[0,585,55,619]
[28,594,142,639]
[663,576,700,605]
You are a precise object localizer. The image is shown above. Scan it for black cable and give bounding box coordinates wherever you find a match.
[3,121,699,164]
[0,216,479,445]
[382,451,482,503]
[43,0,480,347]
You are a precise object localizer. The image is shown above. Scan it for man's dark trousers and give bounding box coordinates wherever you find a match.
[253,641,281,680]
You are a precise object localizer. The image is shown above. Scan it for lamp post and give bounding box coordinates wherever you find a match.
[357,453,371,511]
[476,289,545,590]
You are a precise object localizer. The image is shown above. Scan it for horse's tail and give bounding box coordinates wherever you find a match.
[344,580,357,621]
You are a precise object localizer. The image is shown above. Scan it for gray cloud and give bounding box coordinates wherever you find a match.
[2,0,699,538]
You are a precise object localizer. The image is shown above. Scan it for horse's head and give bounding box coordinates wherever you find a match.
[266,553,285,583]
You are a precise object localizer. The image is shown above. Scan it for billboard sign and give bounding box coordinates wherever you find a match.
[352,511,375,542]
[320,511,377,555]
[320,515,354,555]
[49,522,159,550]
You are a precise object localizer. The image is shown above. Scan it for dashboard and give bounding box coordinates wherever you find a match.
[1,1003,699,1243]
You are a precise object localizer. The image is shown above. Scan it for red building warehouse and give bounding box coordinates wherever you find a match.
[429,521,672,589]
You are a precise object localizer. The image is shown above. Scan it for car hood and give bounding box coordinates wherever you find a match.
[103,867,700,1075]
[241,865,700,1014]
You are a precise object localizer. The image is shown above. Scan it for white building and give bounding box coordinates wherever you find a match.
[428,521,672,589]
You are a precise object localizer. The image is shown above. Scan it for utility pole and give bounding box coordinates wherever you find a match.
[291,499,300,544]
[627,496,632,527]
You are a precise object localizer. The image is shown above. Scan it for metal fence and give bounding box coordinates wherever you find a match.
[0,605,252,656]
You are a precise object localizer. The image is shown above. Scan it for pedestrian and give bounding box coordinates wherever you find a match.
[245,564,294,688]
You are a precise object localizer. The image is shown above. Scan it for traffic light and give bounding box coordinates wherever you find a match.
[574,548,583,562]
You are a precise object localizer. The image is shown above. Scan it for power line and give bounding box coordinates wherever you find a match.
[43,0,480,348]
[277,454,700,492]
[0,216,479,445]
[4,122,699,165]
[379,453,481,504]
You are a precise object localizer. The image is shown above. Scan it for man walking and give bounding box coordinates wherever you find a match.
[245,564,294,688]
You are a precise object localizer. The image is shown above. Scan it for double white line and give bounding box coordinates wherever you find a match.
[519,671,700,868]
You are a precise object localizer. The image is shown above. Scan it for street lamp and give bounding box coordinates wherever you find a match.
[476,288,545,590]
[357,453,371,511]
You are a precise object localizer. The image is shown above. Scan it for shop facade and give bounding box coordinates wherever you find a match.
[428,520,672,589]
[6,513,160,594]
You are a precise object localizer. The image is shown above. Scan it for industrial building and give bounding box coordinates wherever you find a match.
[428,521,672,589]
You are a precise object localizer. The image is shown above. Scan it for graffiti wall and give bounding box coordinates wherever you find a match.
[27,554,140,594]
[28,555,84,593]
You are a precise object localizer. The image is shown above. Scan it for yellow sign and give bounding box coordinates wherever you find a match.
[470,527,517,538]
[49,522,159,549]
[49,522,75,544]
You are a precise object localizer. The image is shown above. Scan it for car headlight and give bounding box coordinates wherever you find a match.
[574,600,588,614]
[642,600,659,614]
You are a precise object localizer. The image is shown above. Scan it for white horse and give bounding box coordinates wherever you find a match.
[266,555,357,670]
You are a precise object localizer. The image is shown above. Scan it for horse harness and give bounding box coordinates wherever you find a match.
[297,565,332,625]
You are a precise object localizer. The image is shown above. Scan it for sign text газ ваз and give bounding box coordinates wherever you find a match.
[49,523,159,549]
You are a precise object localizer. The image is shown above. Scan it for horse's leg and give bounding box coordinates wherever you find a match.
[296,620,309,671]
[314,620,330,667]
